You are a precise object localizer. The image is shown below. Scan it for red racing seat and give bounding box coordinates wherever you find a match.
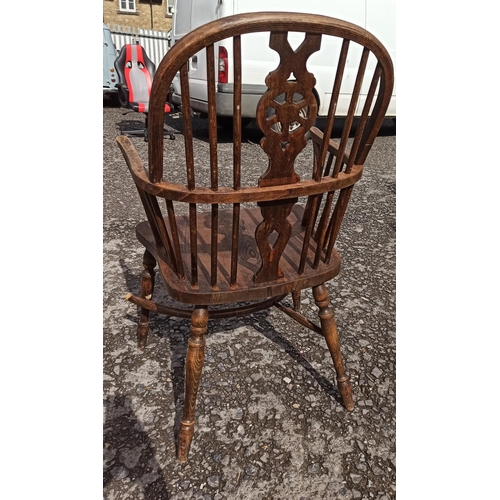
[114,44,174,141]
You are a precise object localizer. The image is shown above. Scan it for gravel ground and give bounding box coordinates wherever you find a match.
[103,102,396,500]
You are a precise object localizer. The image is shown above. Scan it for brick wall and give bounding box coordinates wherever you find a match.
[103,0,173,31]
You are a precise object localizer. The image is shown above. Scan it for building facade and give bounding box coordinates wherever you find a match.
[103,0,174,31]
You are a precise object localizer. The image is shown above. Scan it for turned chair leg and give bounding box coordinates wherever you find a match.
[313,284,354,411]
[292,290,302,312]
[137,249,156,349]
[177,306,208,462]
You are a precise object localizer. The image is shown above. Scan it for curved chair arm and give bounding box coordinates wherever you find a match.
[117,135,362,205]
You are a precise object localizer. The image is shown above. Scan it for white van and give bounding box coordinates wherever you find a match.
[170,0,396,125]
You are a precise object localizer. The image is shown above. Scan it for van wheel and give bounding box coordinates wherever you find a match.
[217,116,252,130]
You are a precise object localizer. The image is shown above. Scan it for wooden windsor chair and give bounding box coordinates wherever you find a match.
[116,12,394,462]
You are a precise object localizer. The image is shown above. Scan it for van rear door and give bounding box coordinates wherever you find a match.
[232,0,366,116]
[172,0,220,111]
[366,0,396,116]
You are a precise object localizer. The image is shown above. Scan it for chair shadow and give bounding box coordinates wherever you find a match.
[251,314,343,404]
[118,258,190,451]
[116,116,147,134]
[103,395,170,499]
[113,109,394,151]
[164,112,263,145]
[118,258,344,423]
[116,112,178,140]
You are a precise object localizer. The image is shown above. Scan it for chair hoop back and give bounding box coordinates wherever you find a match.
[147,12,394,182]
[117,11,394,302]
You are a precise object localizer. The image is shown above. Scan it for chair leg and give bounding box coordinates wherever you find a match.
[292,290,302,312]
[137,249,156,349]
[177,306,208,462]
[313,284,354,411]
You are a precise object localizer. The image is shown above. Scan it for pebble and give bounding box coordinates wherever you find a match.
[350,474,362,484]
[111,466,129,479]
[291,451,305,467]
[232,408,243,420]
[283,377,292,384]
[246,465,258,476]
[308,463,319,474]
[207,475,219,488]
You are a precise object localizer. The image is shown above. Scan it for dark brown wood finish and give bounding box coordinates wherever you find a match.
[230,35,243,288]
[206,44,219,288]
[178,306,208,462]
[137,249,156,348]
[116,11,394,462]
[313,284,354,410]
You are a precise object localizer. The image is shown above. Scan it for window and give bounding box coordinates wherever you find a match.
[166,0,174,17]
[119,0,136,12]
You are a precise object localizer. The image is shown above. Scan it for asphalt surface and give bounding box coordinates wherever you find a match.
[103,101,396,500]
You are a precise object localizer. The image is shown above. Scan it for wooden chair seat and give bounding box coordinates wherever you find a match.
[136,204,341,305]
